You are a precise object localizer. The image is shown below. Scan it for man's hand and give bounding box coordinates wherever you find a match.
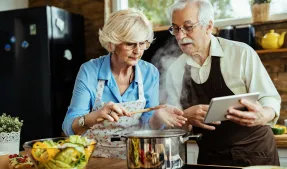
[184,105,220,130]
[226,99,275,127]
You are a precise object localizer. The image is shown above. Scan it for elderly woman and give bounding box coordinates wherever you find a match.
[62,8,187,159]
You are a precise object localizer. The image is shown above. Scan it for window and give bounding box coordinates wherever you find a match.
[211,0,287,19]
[114,0,287,28]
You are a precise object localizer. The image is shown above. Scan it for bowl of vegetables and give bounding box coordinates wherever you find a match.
[23,135,96,169]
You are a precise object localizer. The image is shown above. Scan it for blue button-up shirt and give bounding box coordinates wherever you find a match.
[62,54,159,136]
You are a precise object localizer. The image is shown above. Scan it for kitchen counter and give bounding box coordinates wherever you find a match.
[86,157,127,169]
[1,157,128,169]
[274,134,287,148]
[1,155,242,169]
[187,134,287,148]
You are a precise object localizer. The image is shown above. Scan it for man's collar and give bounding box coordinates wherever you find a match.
[210,34,224,57]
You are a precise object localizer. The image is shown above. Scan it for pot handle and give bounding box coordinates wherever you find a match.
[180,133,202,143]
[111,134,127,142]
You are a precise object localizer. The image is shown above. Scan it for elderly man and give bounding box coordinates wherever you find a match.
[165,0,281,166]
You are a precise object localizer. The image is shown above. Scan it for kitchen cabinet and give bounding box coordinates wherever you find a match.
[187,141,287,166]
[186,141,198,164]
[278,148,287,167]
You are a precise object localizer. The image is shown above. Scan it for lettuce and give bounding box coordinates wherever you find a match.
[69,135,91,146]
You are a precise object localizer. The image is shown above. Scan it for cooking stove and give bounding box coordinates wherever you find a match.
[181,164,242,169]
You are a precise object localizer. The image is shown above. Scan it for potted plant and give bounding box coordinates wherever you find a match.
[250,0,272,23]
[0,113,23,154]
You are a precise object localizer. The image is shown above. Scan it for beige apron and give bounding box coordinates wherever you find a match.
[84,67,146,159]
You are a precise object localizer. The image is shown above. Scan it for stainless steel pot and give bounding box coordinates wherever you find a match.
[121,129,201,169]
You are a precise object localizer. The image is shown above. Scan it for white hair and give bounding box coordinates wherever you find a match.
[99,8,154,52]
[167,0,214,27]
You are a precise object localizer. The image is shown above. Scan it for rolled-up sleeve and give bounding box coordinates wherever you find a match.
[62,65,91,136]
[140,67,160,129]
[245,48,281,126]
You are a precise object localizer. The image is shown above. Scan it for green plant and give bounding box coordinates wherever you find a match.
[128,0,233,26]
[0,113,23,133]
[250,0,272,5]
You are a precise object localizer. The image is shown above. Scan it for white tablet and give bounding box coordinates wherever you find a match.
[203,92,260,123]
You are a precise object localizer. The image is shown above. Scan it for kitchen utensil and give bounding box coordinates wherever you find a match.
[259,29,286,49]
[23,136,96,169]
[96,105,166,122]
[119,129,201,169]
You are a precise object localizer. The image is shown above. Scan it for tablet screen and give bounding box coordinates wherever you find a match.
[204,92,260,123]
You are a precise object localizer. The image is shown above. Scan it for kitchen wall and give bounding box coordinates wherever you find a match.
[27,0,287,124]
[29,0,107,60]
[0,0,28,11]
[254,21,287,124]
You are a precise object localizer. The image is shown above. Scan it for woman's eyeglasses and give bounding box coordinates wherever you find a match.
[123,41,150,50]
[169,22,201,35]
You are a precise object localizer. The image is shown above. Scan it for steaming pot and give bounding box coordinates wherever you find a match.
[121,129,201,169]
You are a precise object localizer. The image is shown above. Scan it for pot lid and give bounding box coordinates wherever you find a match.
[124,129,187,138]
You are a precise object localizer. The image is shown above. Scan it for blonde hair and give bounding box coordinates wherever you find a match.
[99,8,154,52]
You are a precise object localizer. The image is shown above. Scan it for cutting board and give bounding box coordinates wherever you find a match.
[274,134,287,148]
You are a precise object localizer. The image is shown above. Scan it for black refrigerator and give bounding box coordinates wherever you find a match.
[0,6,85,146]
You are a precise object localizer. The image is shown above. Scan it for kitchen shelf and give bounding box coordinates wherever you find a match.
[256,48,287,54]
[153,25,170,32]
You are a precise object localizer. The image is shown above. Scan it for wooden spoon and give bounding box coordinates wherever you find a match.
[96,105,166,122]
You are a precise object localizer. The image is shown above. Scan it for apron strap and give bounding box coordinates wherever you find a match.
[95,80,105,103]
[136,66,145,101]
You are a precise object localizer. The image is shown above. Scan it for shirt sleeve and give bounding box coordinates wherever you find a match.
[244,47,281,126]
[166,68,183,110]
[140,67,160,129]
[62,65,91,136]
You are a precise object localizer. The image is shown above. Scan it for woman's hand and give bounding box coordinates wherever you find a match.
[86,102,131,125]
[153,105,187,128]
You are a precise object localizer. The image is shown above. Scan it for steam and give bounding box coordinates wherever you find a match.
[149,36,182,104]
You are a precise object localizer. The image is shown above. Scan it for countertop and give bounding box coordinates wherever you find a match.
[1,157,128,169]
[1,157,242,169]
[187,134,287,148]
[274,134,287,148]
[86,157,127,169]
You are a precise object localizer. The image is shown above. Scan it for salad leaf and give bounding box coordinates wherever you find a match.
[69,135,91,146]
[43,140,58,148]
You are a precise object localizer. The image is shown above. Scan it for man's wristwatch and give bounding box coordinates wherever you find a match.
[78,115,86,128]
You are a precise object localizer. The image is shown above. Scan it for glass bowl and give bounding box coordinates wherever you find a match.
[23,136,96,169]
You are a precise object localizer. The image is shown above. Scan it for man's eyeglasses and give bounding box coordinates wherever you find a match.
[123,41,151,51]
[169,22,201,35]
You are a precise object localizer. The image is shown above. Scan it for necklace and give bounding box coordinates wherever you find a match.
[114,71,134,85]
